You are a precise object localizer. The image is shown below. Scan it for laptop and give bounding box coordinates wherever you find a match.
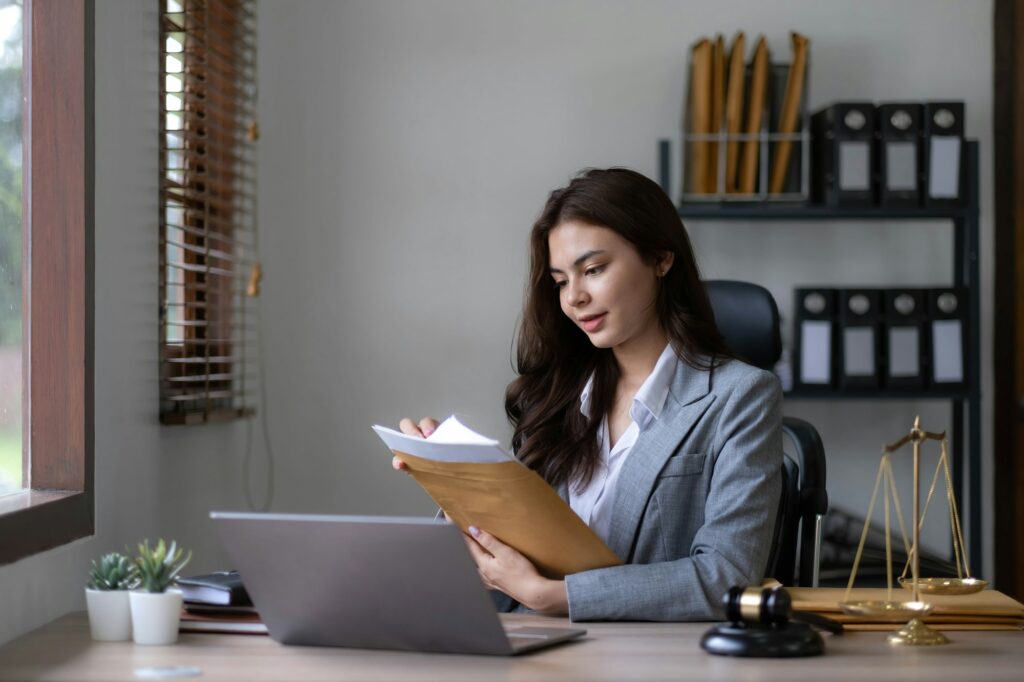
[210,512,587,655]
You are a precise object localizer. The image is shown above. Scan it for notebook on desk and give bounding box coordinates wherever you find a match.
[210,512,586,655]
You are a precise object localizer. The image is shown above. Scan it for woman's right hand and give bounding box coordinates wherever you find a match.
[392,417,439,472]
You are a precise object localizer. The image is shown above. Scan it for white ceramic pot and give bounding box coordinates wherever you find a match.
[85,588,132,641]
[129,589,183,645]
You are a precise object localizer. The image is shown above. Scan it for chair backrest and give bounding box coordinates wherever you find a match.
[705,279,782,370]
[705,279,828,586]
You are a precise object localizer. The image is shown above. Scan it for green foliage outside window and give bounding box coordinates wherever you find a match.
[0,0,23,494]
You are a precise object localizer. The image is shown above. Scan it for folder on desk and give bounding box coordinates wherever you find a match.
[372,417,622,579]
[786,587,1024,631]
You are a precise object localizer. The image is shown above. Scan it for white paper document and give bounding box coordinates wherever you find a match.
[371,415,515,463]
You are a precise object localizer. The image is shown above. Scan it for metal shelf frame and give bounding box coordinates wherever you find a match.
[678,140,982,576]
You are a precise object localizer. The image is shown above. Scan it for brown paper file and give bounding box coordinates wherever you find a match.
[392,450,622,580]
[708,34,726,194]
[827,613,1023,625]
[768,32,810,194]
[787,587,1024,616]
[738,36,769,194]
[687,38,712,194]
[787,587,1024,630]
[724,31,746,193]
[841,622,1023,632]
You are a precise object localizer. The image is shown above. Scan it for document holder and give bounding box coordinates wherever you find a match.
[837,289,881,389]
[883,289,927,389]
[928,287,967,391]
[876,103,923,207]
[923,102,966,207]
[811,102,875,206]
[793,288,836,391]
[680,33,810,203]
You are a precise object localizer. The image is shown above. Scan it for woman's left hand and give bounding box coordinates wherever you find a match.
[463,526,568,616]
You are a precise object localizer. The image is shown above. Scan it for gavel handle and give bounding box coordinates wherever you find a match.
[791,610,844,635]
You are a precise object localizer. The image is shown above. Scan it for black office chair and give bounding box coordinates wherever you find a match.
[705,279,828,587]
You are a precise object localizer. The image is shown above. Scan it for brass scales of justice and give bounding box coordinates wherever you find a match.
[838,417,986,646]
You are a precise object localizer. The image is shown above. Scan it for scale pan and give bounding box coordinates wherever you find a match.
[839,600,933,621]
[898,577,988,595]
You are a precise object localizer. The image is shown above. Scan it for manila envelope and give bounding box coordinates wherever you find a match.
[392,450,622,579]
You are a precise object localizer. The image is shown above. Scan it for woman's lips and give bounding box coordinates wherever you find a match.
[580,313,607,332]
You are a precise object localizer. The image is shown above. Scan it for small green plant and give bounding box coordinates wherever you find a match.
[86,552,139,591]
[132,539,192,593]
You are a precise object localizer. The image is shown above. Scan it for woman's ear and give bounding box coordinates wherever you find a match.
[656,251,675,277]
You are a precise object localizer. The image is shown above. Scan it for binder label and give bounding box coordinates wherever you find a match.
[932,319,964,382]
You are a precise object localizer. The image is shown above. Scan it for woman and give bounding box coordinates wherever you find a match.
[396,168,781,622]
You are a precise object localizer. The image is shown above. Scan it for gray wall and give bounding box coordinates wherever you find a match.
[252,0,993,555]
[0,0,995,646]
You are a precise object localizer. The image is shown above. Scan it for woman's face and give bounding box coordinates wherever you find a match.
[548,220,672,352]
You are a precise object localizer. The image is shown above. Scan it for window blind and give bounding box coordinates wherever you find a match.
[159,0,259,425]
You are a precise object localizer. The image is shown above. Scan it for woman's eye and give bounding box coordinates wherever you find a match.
[585,265,604,276]
[553,280,567,289]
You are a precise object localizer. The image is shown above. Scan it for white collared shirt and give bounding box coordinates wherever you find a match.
[569,343,679,544]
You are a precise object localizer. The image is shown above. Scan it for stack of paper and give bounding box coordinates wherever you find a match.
[787,587,1024,631]
[372,416,622,579]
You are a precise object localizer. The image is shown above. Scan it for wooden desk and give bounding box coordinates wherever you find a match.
[1,612,1022,682]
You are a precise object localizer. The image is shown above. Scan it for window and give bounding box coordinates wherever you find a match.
[0,0,22,498]
[0,0,93,566]
[159,0,258,425]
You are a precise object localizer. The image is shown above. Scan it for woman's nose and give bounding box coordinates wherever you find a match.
[566,279,589,307]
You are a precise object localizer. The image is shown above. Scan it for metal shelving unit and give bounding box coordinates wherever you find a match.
[678,140,982,576]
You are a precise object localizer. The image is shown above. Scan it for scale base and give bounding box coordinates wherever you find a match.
[887,618,950,646]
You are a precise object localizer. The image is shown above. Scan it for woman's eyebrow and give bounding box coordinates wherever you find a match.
[549,249,607,274]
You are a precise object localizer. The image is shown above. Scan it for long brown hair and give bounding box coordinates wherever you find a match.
[504,168,730,490]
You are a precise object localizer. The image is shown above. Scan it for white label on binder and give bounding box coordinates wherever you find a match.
[888,327,920,378]
[932,319,964,383]
[929,137,961,199]
[839,141,870,191]
[800,321,832,384]
[843,327,875,377]
[885,141,917,191]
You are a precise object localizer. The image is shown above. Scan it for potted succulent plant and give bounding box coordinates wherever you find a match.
[85,552,138,641]
[129,539,192,645]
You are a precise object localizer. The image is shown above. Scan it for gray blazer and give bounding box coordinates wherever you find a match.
[496,355,782,622]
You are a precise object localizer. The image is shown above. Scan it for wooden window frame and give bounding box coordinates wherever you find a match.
[994,0,1024,600]
[0,0,94,566]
